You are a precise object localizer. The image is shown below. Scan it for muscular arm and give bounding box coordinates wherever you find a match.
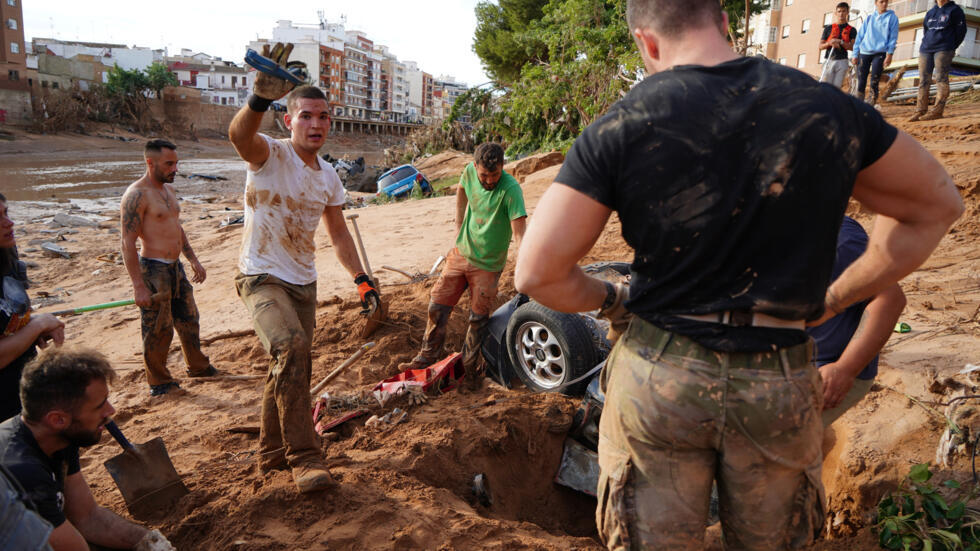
[818,131,962,323]
[321,206,366,278]
[120,188,151,307]
[228,106,270,171]
[59,472,146,550]
[455,183,468,235]
[515,184,611,312]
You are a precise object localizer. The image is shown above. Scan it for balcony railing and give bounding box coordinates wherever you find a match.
[893,39,980,62]
[889,0,980,17]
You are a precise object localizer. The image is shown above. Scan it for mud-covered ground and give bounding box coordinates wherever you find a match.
[3,101,980,550]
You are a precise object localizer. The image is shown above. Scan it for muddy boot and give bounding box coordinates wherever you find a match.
[398,303,452,371]
[460,313,490,393]
[920,82,949,121]
[908,86,929,122]
[292,460,336,493]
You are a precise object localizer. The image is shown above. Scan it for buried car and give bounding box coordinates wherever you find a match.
[481,262,629,495]
[376,164,433,198]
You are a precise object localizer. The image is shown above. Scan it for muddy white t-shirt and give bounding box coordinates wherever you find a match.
[238,134,345,285]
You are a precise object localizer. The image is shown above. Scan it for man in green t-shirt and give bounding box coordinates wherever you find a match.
[399,143,527,390]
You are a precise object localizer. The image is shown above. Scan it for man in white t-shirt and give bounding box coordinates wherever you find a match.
[228,45,379,493]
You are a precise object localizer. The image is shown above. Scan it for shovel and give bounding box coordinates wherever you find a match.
[103,421,189,520]
[346,213,388,337]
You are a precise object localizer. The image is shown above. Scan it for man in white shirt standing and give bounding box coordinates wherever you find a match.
[228,44,380,493]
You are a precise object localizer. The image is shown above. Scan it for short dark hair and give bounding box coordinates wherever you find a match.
[837,2,850,10]
[626,0,723,37]
[474,143,504,171]
[287,85,328,114]
[145,139,177,155]
[20,347,116,422]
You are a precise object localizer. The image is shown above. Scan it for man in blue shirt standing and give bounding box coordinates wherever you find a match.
[853,0,899,105]
[909,0,967,122]
[808,217,907,426]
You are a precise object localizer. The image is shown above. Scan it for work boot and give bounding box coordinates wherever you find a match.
[149,381,180,396]
[908,86,929,122]
[292,461,336,493]
[459,313,490,393]
[920,82,949,121]
[257,456,288,474]
[399,303,453,372]
[188,365,219,377]
[397,355,433,372]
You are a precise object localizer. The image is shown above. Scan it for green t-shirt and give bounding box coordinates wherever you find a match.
[455,162,527,272]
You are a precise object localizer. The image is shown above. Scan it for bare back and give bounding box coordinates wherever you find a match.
[120,177,183,260]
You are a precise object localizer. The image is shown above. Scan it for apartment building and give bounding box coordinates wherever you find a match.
[757,0,979,79]
[168,60,250,107]
[320,44,345,115]
[0,0,28,123]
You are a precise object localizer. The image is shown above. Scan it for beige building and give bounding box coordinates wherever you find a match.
[756,0,980,79]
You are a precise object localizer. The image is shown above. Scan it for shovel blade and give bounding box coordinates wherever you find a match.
[103,437,189,520]
[360,297,388,338]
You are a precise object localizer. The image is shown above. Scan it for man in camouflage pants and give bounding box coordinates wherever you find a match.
[514,0,963,548]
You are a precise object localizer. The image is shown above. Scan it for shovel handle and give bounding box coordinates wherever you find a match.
[106,421,135,451]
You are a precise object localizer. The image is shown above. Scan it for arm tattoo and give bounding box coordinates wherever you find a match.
[121,191,144,236]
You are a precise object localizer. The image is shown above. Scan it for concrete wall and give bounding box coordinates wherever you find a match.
[148,94,281,136]
[0,88,32,125]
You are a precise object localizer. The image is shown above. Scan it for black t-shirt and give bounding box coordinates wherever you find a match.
[558,57,898,352]
[0,416,80,528]
[0,262,35,422]
[821,24,856,60]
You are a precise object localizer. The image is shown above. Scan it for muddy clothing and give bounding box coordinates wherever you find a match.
[0,416,79,528]
[0,464,53,551]
[415,248,501,372]
[235,272,319,468]
[557,56,898,352]
[0,260,33,422]
[239,134,345,286]
[455,163,527,272]
[139,257,211,386]
[598,320,823,550]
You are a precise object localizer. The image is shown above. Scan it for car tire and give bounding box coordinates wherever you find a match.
[505,301,601,396]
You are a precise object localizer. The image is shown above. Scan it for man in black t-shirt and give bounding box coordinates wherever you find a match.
[514,0,963,549]
[0,347,174,551]
[819,3,856,88]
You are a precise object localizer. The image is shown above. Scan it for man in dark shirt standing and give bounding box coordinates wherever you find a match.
[514,0,963,549]
[0,347,173,551]
[819,3,856,89]
[809,217,906,426]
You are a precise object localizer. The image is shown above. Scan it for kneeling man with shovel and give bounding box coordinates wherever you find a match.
[0,347,173,551]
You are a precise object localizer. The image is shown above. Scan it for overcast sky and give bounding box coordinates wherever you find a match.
[24,1,491,86]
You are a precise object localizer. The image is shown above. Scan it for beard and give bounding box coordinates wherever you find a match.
[60,418,106,448]
[154,168,176,183]
[479,180,497,191]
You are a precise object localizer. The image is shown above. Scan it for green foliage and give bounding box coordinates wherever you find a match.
[721,0,772,52]
[473,0,550,84]
[875,463,980,551]
[145,62,178,99]
[104,64,150,98]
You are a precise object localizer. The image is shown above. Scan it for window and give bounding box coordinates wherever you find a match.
[6,18,16,30]
[786,0,793,5]
[801,19,811,34]
[782,25,791,38]
[797,53,806,68]
[6,0,14,6]
[10,42,18,54]
[51,81,59,89]
[8,70,18,80]
[823,12,833,25]
[769,26,778,43]
[779,57,787,65]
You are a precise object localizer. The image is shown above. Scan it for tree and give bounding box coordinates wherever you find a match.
[145,62,178,99]
[103,64,152,127]
[720,0,771,54]
[472,0,550,85]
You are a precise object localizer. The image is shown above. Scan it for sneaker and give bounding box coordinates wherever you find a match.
[188,365,219,378]
[292,461,336,493]
[150,382,181,396]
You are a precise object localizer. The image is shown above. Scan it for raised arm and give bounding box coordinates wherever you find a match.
[819,131,963,323]
[228,106,270,170]
[515,183,612,312]
[120,188,151,308]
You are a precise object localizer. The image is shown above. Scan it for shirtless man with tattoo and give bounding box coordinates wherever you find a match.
[120,139,216,396]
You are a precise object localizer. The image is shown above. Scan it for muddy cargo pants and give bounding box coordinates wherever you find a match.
[597,319,825,550]
[415,248,500,375]
[235,272,320,469]
[139,258,211,386]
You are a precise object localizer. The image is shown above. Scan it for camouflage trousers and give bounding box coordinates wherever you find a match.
[235,272,320,469]
[597,318,825,550]
[139,258,211,386]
